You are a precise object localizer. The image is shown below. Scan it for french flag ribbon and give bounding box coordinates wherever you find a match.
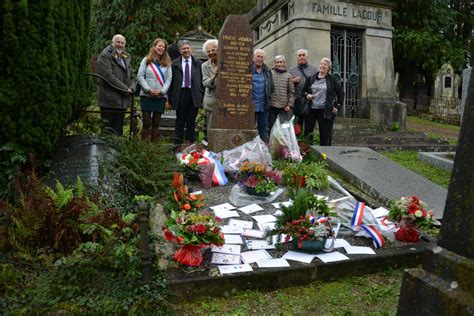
[351,201,365,228]
[149,62,165,86]
[202,150,228,186]
[361,224,385,249]
[307,215,328,225]
[307,215,316,224]
[317,216,329,224]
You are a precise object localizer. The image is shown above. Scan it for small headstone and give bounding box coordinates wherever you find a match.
[397,68,474,315]
[208,15,257,152]
[45,136,105,187]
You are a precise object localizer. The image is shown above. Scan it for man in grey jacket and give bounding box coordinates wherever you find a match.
[96,34,135,136]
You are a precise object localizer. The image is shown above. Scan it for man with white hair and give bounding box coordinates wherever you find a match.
[251,48,273,141]
[289,48,317,134]
[96,34,135,136]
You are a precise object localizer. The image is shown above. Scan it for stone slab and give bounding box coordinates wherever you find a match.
[166,242,429,302]
[45,135,106,187]
[313,146,447,219]
[418,152,454,172]
[208,128,258,152]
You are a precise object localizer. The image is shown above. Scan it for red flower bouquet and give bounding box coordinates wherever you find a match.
[388,195,435,243]
[163,211,224,266]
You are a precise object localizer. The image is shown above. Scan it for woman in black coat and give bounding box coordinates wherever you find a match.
[302,57,344,146]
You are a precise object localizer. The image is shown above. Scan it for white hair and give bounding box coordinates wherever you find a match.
[274,55,286,63]
[296,48,308,56]
[253,48,265,57]
[112,34,125,44]
[202,39,218,54]
[321,57,332,70]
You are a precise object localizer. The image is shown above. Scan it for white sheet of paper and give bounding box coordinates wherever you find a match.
[224,234,243,244]
[190,190,202,195]
[218,263,253,275]
[273,210,283,216]
[243,229,265,239]
[245,239,276,250]
[210,203,236,212]
[211,253,241,265]
[344,246,376,255]
[258,222,276,232]
[371,207,389,218]
[240,249,272,264]
[315,251,350,263]
[376,217,395,231]
[325,238,351,249]
[315,195,329,201]
[271,200,293,209]
[252,214,277,223]
[272,234,292,244]
[282,251,317,264]
[228,219,254,229]
[238,203,264,214]
[221,225,244,234]
[212,244,241,255]
[257,258,290,268]
[213,209,239,219]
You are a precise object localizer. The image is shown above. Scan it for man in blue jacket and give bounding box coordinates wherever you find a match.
[251,48,273,142]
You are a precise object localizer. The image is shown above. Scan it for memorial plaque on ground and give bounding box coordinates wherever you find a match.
[208,15,257,152]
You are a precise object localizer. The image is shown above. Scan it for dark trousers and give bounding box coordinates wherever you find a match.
[174,88,198,145]
[268,107,292,133]
[255,110,269,142]
[101,107,126,136]
[304,108,333,146]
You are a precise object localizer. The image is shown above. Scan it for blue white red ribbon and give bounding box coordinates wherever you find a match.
[351,201,365,227]
[203,150,228,186]
[361,224,385,248]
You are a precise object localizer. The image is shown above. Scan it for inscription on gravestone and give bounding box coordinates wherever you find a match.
[213,15,254,129]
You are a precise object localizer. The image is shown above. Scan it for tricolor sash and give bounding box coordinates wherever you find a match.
[361,224,385,249]
[149,62,165,87]
[351,201,365,228]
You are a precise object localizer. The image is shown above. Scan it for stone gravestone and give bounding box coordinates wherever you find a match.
[460,67,471,123]
[207,15,257,152]
[397,70,474,315]
[45,135,105,188]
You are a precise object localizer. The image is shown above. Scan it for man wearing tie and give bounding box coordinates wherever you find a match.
[169,40,204,148]
[96,34,134,136]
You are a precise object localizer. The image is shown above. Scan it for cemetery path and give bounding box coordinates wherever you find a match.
[406,117,460,143]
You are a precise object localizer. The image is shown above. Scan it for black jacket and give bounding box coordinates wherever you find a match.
[168,55,204,110]
[302,72,344,119]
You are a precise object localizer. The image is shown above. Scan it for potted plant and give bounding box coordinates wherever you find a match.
[387,195,435,243]
[237,161,282,196]
[163,211,224,267]
[267,188,334,252]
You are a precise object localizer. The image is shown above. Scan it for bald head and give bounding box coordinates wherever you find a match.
[112,34,126,53]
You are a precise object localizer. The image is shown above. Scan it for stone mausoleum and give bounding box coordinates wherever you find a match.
[248,0,405,128]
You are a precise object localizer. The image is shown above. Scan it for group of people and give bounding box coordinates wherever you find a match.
[251,48,344,146]
[96,34,344,147]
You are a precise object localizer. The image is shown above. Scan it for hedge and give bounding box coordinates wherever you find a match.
[0,0,92,160]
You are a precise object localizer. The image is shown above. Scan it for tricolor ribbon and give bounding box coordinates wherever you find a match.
[360,224,385,249]
[203,150,228,186]
[351,201,365,228]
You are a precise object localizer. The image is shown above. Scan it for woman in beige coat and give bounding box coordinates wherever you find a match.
[201,39,219,141]
[268,55,295,131]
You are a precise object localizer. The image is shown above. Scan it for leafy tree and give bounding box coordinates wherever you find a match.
[393,0,473,98]
[91,0,257,68]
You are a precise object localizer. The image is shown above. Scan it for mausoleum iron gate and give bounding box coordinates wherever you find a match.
[330,27,362,118]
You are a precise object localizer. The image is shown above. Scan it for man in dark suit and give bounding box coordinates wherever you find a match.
[168,40,204,147]
[96,34,134,136]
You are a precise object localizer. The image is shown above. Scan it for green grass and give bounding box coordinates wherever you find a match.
[173,269,403,315]
[407,116,460,132]
[381,150,451,188]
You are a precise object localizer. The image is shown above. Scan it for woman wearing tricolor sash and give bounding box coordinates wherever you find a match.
[137,38,172,141]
